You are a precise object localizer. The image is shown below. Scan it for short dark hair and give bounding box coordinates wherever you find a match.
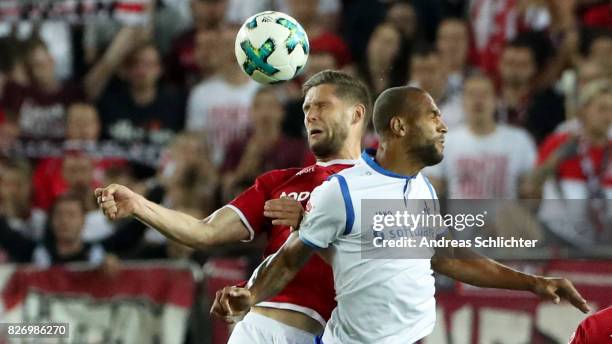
[302,70,372,128]
[411,42,438,59]
[51,192,86,216]
[505,32,552,69]
[373,86,426,136]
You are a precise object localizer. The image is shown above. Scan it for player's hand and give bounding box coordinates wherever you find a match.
[94,184,141,220]
[532,276,590,313]
[264,197,304,230]
[210,286,253,323]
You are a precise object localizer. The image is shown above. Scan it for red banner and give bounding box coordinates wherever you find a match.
[0,263,196,344]
[427,260,612,344]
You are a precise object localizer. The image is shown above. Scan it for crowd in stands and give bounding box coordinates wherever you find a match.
[0,0,610,267]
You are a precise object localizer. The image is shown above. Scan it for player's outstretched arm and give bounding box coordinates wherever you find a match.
[210,232,315,319]
[95,184,249,249]
[431,247,590,313]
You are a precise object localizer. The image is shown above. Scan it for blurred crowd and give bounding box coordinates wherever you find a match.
[0,0,610,268]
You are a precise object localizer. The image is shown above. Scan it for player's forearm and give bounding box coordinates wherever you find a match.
[247,233,313,304]
[247,254,301,305]
[432,249,537,291]
[133,196,213,249]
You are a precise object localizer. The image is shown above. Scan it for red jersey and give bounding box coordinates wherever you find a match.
[569,306,612,344]
[537,133,612,190]
[228,160,355,325]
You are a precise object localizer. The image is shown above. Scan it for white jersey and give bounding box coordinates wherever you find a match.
[425,124,536,199]
[299,149,439,344]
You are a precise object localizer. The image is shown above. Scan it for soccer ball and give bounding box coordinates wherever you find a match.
[235,11,309,84]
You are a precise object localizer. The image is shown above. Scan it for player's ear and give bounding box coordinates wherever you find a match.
[389,116,407,137]
[351,104,366,125]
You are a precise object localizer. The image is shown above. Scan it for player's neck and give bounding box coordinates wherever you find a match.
[375,143,424,176]
[317,145,361,163]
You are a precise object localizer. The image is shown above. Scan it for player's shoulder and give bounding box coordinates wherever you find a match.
[256,167,305,185]
[335,160,369,178]
[571,306,612,344]
[582,306,612,326]
[416,172,438,197]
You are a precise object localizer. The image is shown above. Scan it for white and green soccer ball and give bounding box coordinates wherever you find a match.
[235,11,309,84]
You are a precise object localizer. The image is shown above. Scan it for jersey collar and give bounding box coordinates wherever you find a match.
[361,148,415,180]
[316,159,357,167]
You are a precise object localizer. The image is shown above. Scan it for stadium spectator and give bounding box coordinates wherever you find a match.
[96,42,186,150]
[158,132,218,215]
[31,104,124,211]
[0,120,19,153]
[409,45,464,129]
[436,17,470,95]
[221,87,308,201]
[186,25,259,166]
[302,50,340,83]
[386,0,421,45]
[165,0,227,87]
[358,22,408,97]
[191,29,219,85]
[340,0,387,63]
[469,0,553,74]
[144,132,218,244]
[2,38,84,140]
[83,0,188,65]
[496,36,566,143]
[426,73,537,199]
[533,80,611,246]
[586,30,612,79]
[0,159,46,240]
[286,0,352,68]
[558,58,608,131]
[65,102,101,143]
[0,36,28,93]
[32,149,119,243]
[0,193,146,268]
[83,27,150,101]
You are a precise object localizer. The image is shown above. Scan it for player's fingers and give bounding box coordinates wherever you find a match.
[264,198,302,211]
[94,188,104,197]
[558,280,590,313]
[228,288,251,314]
[263,210,294,219]
[229,288,250,299]
[271,219,298,227]
[210,291,230,320]
[264,200,289,212]
[219,287,233,315]
[103,205,118,220]
[101,200,116,209]
[102,184,119,199]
